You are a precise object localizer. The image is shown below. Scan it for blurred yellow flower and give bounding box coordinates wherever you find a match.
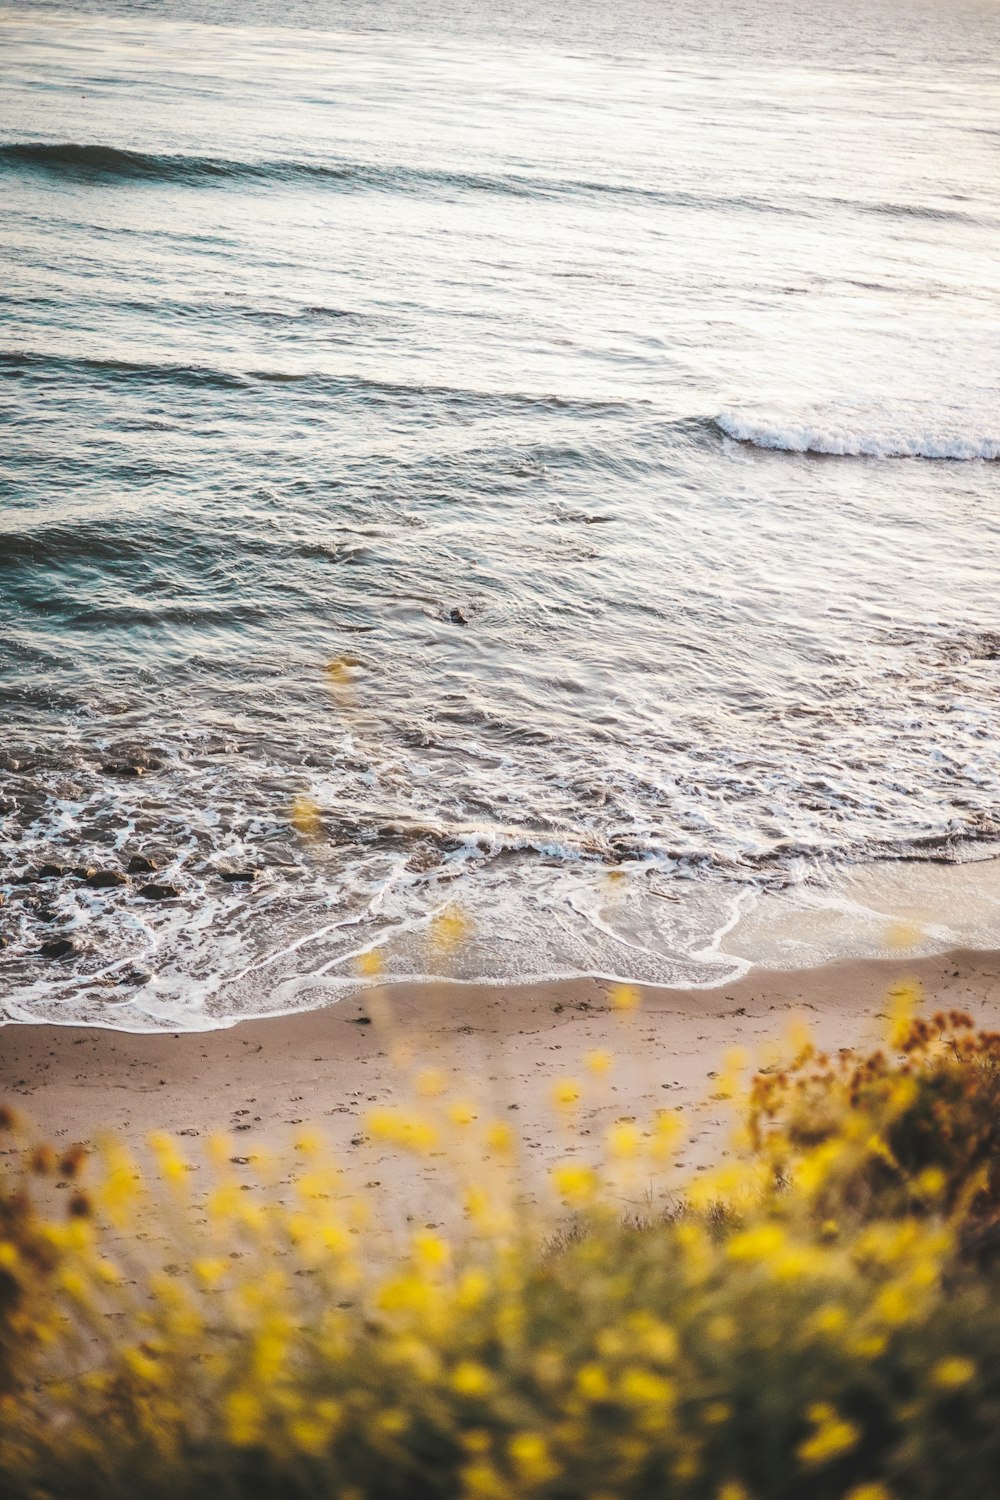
[413,1229,450,1269]
[931,1356,975,1389]
[452,1360,493,1397]
[509,1432,558,1484]
[225,1389,263,1447]
[323,656,356,705]
[606,1120,641,1158]
[430,904,469,954]
[584,1049,612,1075]
[485,1120,515,1157]
[610,983,640,1011]
[416,1068,446,1098]
[552,1163,599,1206]
[290,793,322,838]
[797,1406,859,1466]
[576,1362,610,1401]
[886,978,922,1049]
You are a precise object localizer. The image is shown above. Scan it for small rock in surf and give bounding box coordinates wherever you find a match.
[127,854,160,875]
[138,882,180,901]
[40,937,79,959]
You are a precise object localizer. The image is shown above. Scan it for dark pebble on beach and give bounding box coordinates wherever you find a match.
[218,868,258,883]
[40,937,79,959]
[138,883,180,901]
[85,870,129,889]
[121,969,153,986]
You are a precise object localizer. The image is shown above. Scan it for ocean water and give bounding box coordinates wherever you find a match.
[2,0,999,1029]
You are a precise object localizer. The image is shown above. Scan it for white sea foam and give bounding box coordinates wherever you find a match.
[717,405,1000,461]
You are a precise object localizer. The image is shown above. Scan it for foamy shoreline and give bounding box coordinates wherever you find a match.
[3,948,997,1229]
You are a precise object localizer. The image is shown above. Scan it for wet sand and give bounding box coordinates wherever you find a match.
[2,950,998,1222]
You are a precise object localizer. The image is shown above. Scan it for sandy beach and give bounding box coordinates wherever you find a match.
[3,949,998,1229]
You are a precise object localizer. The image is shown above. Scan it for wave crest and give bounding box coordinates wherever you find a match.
[0,140,792,216]
[717,405,1000,461]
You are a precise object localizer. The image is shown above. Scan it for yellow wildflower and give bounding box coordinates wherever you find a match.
[412,1229,450,1269]
[797,1405,860,1466]
[290,793,322,838]
[931,1356,975,1389]
[323,656,356,704]
[452,1360,492,1397]
[509,1433,559,1485]
[551,1163,599,1206]
[576,1363,611,1401]
[620,1367,676,1407]
[726,1223,786,1263]
[225,1389,263,1447]
[485,1120,515,1156]
[585,1049,612,1075]
[415,1068,446,1097]
[430,904,469,954]
[462,1461,507,1498]
[610,983,640,1011]
[606,1120,641,1158]
[886,979,922,1048]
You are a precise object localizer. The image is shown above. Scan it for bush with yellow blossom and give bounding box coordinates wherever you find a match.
[747,1000,1000,1265]
[0,1008,999,1499]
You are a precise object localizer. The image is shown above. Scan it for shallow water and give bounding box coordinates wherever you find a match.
[1,0,999,1027]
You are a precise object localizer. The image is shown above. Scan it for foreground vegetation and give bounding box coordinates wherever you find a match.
[1,986,999,1499]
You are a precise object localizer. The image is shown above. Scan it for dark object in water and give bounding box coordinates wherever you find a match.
[85,869,128,889]
[138,882,180,901]
[218,868,258,882]
[127,854,159,875]
[16,863,68,883]
[40,937,78,959]
[448,606,469,625]
[102,759,162,777]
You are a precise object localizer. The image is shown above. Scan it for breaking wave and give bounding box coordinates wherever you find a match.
[716,405,1000,461]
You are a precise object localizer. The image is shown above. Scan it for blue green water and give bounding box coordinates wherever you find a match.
[2,1,999,1027]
